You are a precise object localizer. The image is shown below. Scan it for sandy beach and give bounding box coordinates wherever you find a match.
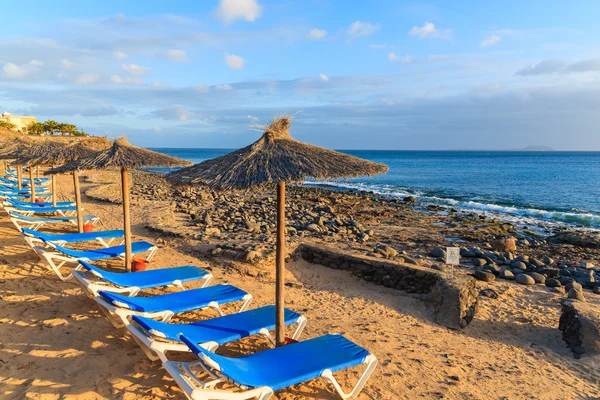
[0,170,598,399]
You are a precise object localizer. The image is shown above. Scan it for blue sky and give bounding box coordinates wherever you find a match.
[0,0,599,149]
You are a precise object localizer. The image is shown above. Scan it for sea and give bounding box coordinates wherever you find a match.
[148,149,600,233]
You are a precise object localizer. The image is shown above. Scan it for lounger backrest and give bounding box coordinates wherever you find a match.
[179,334,225,372]
[78,260,105,279]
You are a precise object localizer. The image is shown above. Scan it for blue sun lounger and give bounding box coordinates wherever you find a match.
[31,241,158,281]
[3,200,77,215]
[8,198,74,208]
[9,211,100,231]
[72,260,213,298]
[94,284,253,328]
[164,333,378,400]
[20,227,124,248]
[127,305,306,362]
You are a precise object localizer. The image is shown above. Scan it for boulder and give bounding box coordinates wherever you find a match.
[473,258,487,267]
[403,196,416,203]
[429,247,446,259]
[474,270,495,282]
[515,274,535,286]
[559,300,600,356]
[527,272,546,284]
[499,270,514,280]
[431,275,479,330]
[511,261,527,270]
[545,278,562,288]
[566,282,583,292]
[568,288,586,302]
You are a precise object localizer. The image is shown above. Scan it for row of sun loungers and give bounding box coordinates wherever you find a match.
[0,169,377,399]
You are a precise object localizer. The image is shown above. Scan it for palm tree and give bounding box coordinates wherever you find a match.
[28,122,45,135]
[0,121,16,130]
[43,120,59,135]
[58,123,77,136]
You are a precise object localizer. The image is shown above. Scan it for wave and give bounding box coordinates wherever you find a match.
[305,180,600,230]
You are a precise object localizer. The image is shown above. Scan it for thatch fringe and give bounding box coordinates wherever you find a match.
[167,115,388,189]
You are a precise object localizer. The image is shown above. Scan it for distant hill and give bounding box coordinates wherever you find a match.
[520,145,554,151]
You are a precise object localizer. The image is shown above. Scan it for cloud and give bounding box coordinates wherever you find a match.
[2,60,44,79]
[481,35,501,48]
[225,54,246,69]
[388,53,413,63]
[319,73,329,82]
[306,28,327,40]
[215,83,232,90]
[195,84,210,92]
[214,0,262,25]
[111,74,144,85]
[61,59,74,68]
[566,58,600,74]
[388,52,399,61]
[114,51,127,60]
[74,73,100,85]
[347,21,380,41]
[409,22,452,40]
[164,49,189,62]
[515,59,569,76]
[121,63,150,76]
[151,105,194,121]
[152,81,167,88]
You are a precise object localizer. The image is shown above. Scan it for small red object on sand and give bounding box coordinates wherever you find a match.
[132,258,149,272]
[284,337,298,345]
[83,223,94,232]
[35,198,44,203]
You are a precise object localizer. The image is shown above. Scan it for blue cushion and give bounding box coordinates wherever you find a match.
[99,284,248,313]
[22,228,124,244]
[181,333,370,391]
[132,305,301,343]
[10,211,98,223]
[79,260,208,289]
[52,241,155,260]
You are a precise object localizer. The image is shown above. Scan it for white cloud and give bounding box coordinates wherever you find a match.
[215,83,232,90]
[319,73,329,82]
[114,51,127,60]
[165,49,189,62]
[306,28,327,40]
[110,74,123,84]
[111,74,144,85]
[409,22,452,40]
[481,35,502,48]
[151,105,194,121]
[347,21,380,41]
[224,54,246,69]
[152,81,167,88]
[121,63,150,76]
[2,60,43,79]
[74,73,100,85]
[195,84,210,92]
[388,52,399,61]
[214,0,262,25]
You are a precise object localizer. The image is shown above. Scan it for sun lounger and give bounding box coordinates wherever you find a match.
[20,227,124,248]
[0,176,49,186]
[94,284,253,329]
[8,211,99,231]
[127,305,306,362]
[7,198,74,208]
[3,200,77,215]
[31,241,158,281]
[72,260,212,298]
[163,333,378,400]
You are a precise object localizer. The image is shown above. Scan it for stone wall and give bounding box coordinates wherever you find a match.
[296,243,478,329]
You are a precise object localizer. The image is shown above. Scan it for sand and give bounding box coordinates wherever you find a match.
[1,172,599,399]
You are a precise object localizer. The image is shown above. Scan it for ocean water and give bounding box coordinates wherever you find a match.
[149,149,600,230]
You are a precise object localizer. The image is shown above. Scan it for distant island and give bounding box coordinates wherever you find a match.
[520,145,555,151]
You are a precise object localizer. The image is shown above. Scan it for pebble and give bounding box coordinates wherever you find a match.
[567,288,585,301]
[594,287,600,295]
[473,258,487,267]
[515,274,535,286]
[566,282,583,292]
[527,272,546,284]
[499,270,514,280]
[545,278,561,288]
[511,261,527,270]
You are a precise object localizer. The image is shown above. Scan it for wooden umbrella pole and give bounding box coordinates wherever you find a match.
[3,160,7,174]
[73,170,84,232]
[51,165,57,207]
[36,165,40,180]
[275,181,286,347]
[121,167,132,271]
[29,167,36,203]
[17,165,22,190]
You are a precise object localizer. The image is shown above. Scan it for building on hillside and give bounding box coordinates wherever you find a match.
[1,112,37,134]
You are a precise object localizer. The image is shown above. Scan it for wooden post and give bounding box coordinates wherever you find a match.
[275,181,286,347]
[3,160,7,175]
[73,170,84,232]
[29,167,36,203]
[36,165,40,180]
[51,165,57,207]
[17,165,22,190]
[121,167,132,271]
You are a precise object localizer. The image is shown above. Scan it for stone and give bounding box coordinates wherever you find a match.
[403,196,416,203]
[515,274,535,285]
[549,232,600,249]
[376,245,398,259]
[499,270,514,280]
[593,286,600,295]
[580,262,595,270]
[480,288,499,299]
[473,258,487,267]
[306,223,321,233]
[511,261,527,270]
[566,282,583,292]
[491,237,517,252]
[474,270,495,282]
[431,275,479,330]
[568,288,585,302]
[527,272,546,284]
[429,247,446,259]
[559,300,600,355]
[545,278,562,288]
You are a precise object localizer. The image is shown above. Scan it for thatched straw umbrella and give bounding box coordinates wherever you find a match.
[0,137,33,190]
[15,141,103,228]
[48,137,192,270]
[167,116,388,346]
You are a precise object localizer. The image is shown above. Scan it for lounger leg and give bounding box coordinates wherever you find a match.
[239,294,253,312]
[321,354,378,400]
[146,246,158,261]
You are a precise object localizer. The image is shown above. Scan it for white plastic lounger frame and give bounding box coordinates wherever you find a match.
[127,314,307,363]
[9,213,100,231]
[71,268,213,299]
[3,206,76,217]
[93,293,254,329]
[21,232,118,250]
[162,352,378,400]
[30,245,158,281]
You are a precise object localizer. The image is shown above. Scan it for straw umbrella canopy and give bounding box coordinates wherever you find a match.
[167,116,388,346]
[48,137,192,270]
[14,141,103,226]
[0,136,33,190]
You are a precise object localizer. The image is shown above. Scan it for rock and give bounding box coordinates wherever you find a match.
[403,196,416,203]
[431,264,446,272]
[549,232,600,249]
[429,247,446,258]
[593,287,600,295]
[543,256,555,265]
[491,237,517,252]
[402,256,420,265]
[473,258,487,267]
[580,262,595,270]
[211,247,222,256]
[511,261,527,270]
[559,300,600,355]
[205,227,221,235]
[431,275,479,330]
[515,274,535,285]
[474,270,495,282]
[568,288,586,302]
[529,258,545,268]
[376,245,398,259]
[566,282,583,292]
[527,272,546,284]
[545,278,562,288]
[499,270,514,280]
[480,288,499,299]
[306,223,321,233]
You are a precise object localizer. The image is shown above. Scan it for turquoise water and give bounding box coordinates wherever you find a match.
[149,149,600,229]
